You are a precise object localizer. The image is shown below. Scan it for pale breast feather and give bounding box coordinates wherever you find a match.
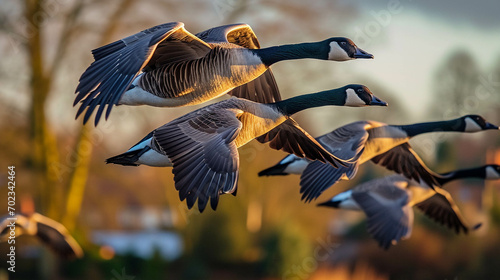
[359,126,410,162]
[233,103,285,147]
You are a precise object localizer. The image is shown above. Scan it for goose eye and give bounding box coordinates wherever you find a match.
[341,42,346,45]
[357,89,363,93]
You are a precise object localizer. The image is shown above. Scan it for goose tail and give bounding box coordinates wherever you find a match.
[106,148,148,166]
[258,164,289,176]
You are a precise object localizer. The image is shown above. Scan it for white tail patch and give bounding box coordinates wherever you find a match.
[279,154,299,165]
[138,149,172,167]
[128,136,152,152]
[283,159,309,174]
[333,190,361,210]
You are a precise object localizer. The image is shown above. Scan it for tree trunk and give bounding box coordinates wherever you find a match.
[25,0,61,219]
[63,0,137,231]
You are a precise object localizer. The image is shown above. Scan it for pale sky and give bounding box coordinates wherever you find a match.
[2,0,499,134]
[335,2,500,118]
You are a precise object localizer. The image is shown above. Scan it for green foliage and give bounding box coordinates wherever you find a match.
[489,192,500,226]
[182,200,251,265]
[258,222,313,277]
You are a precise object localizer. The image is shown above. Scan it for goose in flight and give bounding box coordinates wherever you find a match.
[318,164,500,249]
[74,22,373,125]
[0,213,83,259]
[258,115,499,201]
[106,84,387,212]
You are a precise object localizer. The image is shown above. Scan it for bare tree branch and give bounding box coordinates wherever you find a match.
[48,0,85,77]
[63,0,138,232]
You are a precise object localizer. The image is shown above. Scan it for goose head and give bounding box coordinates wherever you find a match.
[485,165,500,179]
[326,38,373,61]
[342,84,388,107]
[462,115,499,132]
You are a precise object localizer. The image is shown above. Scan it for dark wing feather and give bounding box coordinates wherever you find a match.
[415,188,470,234]
[154,109,242,212]
[370,143,440,189]
[197,23,281,103]
[227,69,281,103]
[0,214,27,241]
[256,119,348,168]
[145,30,212,69]
[298,123,369,202]
[352,190,412,249]
[74,22,212,125]
[195,23,260,49]
[300,161,359,202]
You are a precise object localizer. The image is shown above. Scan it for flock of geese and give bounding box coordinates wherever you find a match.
[2,22,499,259]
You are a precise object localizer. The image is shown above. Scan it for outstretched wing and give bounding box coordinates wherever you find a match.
[300,162,359,202]
[0,214,27,242]
[32,213,84,259]
[352,188,413,250]
[75,22,212,125]
[299,123,370,202]
[196,23,281,103]
[195,23,260,48]
[153,108,242,212]
[415,188,472,234]
[370,143,440,189]
[227,70,281,103]
[256,119,349,168]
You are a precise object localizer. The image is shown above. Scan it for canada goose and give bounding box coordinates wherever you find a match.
[0,213,83,259]
[106,85,387,212]
[318,164,500,249]
[258,115,499,201]
[74,22,373,125]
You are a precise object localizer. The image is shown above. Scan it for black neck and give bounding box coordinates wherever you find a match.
[397,118,464,137]
[253,41,328,66]
[436,166,486,185]
[272,89,345,116]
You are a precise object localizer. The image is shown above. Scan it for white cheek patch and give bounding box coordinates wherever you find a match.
[486,166,500,179]
[464,118,482,132]
[345,88,367,107]
[328,42,351,61]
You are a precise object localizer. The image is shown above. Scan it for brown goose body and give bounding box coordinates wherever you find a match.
[75,22,373,125]
[127,44,268,107]
[106,85,388,212]
[259,116,498,202]
[319,173,486,249]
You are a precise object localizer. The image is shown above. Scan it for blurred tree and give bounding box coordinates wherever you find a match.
[63,0,137,232]
[6,0,138,228]
[258,222,313,278]
[430,49,480,119]
[23,0,68,219]
[182,203,251,265]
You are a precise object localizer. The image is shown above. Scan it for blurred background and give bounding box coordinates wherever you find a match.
[1,0,500,279]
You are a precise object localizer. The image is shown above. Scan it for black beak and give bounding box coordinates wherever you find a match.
[485,122,499,130]
[317,200,341,208]
[370,95,388,106]
[353,47,374,59]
